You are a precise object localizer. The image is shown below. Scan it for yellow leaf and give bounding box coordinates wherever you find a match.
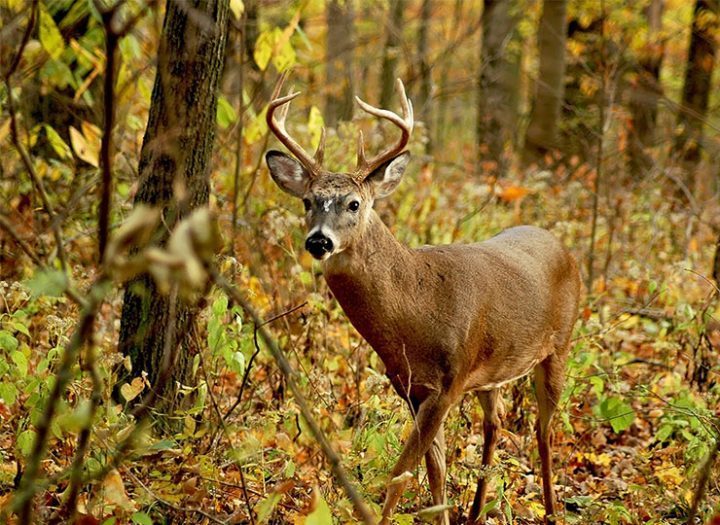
[120,377,145,402]
[656,465,684,488]
[230,0,244,19]
[69,126,99,167]
[39,6,65,60]
[99,469,135,513]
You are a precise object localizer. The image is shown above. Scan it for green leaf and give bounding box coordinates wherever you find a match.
[212,295,228,316]
[0,383,18,405]
[26,268,67,297]
[17,429,36,457]
[599,396,635,433]
[305,493,332,525]
[131,512,153,525]
[216,95,237,129]
[0,330,19,352]
[11,351,28,377]
[245,108,268,145]
[39,6,65,59]
[255,492,282,523]
[43,125,72,159]
[12,321,30,337]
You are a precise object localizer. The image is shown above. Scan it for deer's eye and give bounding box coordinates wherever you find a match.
[303,199,312,212]
[348,200,360,212]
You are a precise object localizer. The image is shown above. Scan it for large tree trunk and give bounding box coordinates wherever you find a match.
[118,0,229,412]
[416,0,432,153]
[627,0,664,177]
[673,0,718,172]
[477,0,520,174]
[325,0,355,126]
[379,0,405,107]
[522,0,568,165]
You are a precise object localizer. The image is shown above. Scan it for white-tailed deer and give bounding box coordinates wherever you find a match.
[265,78,580,524]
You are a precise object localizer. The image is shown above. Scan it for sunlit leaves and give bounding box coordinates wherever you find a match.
[69,123,101,167]
[216,95,237,129]
[39,6,65,60]
[307,106,325,151]
[229,0,244,20]
[254,26,297,72]
[26,268,68,298]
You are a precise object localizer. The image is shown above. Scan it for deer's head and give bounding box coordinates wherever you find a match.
[265,79,414,261]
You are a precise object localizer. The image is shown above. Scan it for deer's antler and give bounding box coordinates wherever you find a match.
[266,73,326,178]
[353,79,414,182]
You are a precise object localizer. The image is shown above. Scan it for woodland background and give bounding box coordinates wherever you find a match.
[1,0,720,523]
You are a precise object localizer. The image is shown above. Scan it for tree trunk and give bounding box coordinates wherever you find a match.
[523,0,568,165]
[416,0,433,153]
[477,0,520,174]
[435,0,463,151]
[117,0,229,412]
[627,0,664,177]
[379,0,405,107]
[673,0,718,170]
[325,0,355,126]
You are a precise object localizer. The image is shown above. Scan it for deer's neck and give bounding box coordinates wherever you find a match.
[323,211,418,364]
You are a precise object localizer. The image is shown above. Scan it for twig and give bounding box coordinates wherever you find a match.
[210,269,376,524]
[0,213,43,267]
[687,433,719,525]
[95,0,122,263]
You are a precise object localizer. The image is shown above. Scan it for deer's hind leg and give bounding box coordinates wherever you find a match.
[425,423,449,525]
[534,352,567,523]
[468,389,502,524]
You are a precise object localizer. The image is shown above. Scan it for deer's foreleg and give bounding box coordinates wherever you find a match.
[380,393,453,525]
[425,424,449,525]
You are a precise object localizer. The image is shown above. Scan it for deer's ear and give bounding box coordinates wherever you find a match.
[266,150,308,198]
[366,151,410,199]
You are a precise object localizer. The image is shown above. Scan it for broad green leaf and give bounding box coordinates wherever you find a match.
[26,268,67,297]
[0,330,19,352]
[305,493,332,525]
[0,383,18,405]
[131,512,153,525]
[44,125,72,159]
[17,429,36,457]
[229,0,244,20]
[11,351,28,377]
[12,321,30,337]
[39,7,65,59]
[599,396,635,433]
[216,95,237,129]
[212,295,228,316]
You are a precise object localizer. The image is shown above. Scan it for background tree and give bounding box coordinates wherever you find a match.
[523,0,568,165]
[673,0,718,180]
[416,0,433,153]
[626,0,665,177]
[379,0,406,107]
[325,0,355,126]
[477,0,520,173]
[118,0,229,411]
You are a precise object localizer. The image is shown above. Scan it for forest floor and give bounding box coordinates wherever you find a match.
[2,153,720,524]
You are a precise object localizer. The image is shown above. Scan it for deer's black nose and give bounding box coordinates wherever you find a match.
[305,233,334,259]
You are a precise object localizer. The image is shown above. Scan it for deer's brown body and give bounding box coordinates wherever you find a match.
[265,78,581,524]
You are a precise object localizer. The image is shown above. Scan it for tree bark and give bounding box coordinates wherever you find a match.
[416,0,433,153]
[673,0,718,169]
[477,0,520,174]
[627,0,664,177]
[523,0,568,165]
[325,0,355,126]
[117,0,229,412]
[379,0,405,107]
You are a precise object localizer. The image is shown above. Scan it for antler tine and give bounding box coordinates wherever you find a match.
[266,81,324,177]
[353,79,414,181]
